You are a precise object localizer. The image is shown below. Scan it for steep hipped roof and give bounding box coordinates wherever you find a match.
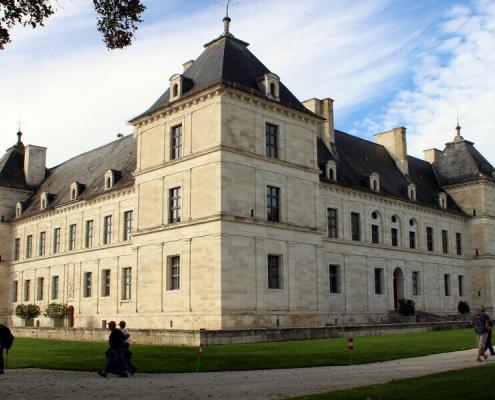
[433,135,495,186]
[318,131,462,213]
[0,142,31,191]
[18,135,136,219]
[130,30,310,122]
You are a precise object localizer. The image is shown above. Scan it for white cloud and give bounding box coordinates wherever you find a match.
[0,0,431,166]
[369,0,495,162]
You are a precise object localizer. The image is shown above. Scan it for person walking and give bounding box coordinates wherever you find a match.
[473,306,490,362]
[484,320,495,356]
[119,321,137,375]
[0,325,15,374]
[98,321,128,377]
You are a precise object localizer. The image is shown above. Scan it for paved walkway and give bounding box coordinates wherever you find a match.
[0,349,491,400]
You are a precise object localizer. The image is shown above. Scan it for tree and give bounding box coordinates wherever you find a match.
[0,0,146,50]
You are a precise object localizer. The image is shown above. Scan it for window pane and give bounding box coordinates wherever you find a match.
[374,268,383,294]
[104,216,113,244]
[169,256,180,290]
[170,124,183,160]
[371,224,379,244]
[268,255,281,289]
[456,233,462,256]
[169,187,181,223]
[267,186,280,222]
[351,212,360,241]
[427,227,434,251]
[327,208,338,238]
[329,264,340,293]
[409,231,416,249]
[266,123,278,159]
[124,211,133,241]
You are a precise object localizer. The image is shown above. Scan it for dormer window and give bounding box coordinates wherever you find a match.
[15,201,23,217]
[40,192,50,210]
[104,170,121,190]
[169,74,182,102]
[70,182,84,200]
[438,192,447,209]
[258,73,280,101]
[408,183,416,201]
[370,172,380,192]
[325,160,337,181]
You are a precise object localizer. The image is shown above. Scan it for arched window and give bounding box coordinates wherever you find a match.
[370,210,382,244]
[173,83,179,97]
[390,214,401,247]
[106,177,111,189]
[270,82,276,96]
[408,218,418,249]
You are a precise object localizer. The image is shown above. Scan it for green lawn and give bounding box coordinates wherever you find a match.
[6,329,474,373]
[294,363,495,400]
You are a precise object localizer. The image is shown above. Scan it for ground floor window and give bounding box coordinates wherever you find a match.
[458,275,464,297]
[374,268,384,295]
[444,273,451,296]
[329,264,341,293]
[168,256,180,291]
[412,271,421,296]
[122,267,132,300]
[268,255,282,289]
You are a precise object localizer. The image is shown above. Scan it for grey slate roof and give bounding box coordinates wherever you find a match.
[432,137,495,186]
[18,135,136,219]
[318,131,463,213]
[130,33,311,122]
[0,142,31,191]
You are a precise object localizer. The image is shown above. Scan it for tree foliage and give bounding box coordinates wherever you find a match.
[0,0,146,50]
[15,304,41,320]
[44,303,69,319]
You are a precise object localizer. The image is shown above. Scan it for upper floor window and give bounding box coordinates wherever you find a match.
[69,224,77,251]
[267,255,282,289]
[426,226,434,251]
[169,187,181,223]
[11,280,18,302]
[409,231,416,249]
[267,186,280,223]
[391,228,399,247]
[14,238,20,260]
[456,233,462,256]
[327,208,338,239]
[168,256,180,291]
[123,211,133,241]
[39,231,46,256]
[170,124,183,160]
[442,229,449,254]
[53,228,61,253]
[26,235,33,258]
[329,264,341,294]
[85,220,94,248]
[266,123,279,159]
[351,212,360,241]
[372,224,380,244]
[103,215,113,245]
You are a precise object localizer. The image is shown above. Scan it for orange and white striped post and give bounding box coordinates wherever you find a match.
[348,337,354,364]
[196,344,204,372]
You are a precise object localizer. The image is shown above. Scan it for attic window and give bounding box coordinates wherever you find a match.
[408,183,416,201]
[325,160,337,182]
[438,192,447,210]
[104,170,120,190]
[173,84,178,97]
[15,202,22,217]
[70,182,83,201]
[258,73,280,101]
[40,192,50,210]
[370,172,380,192]
[169,74,183,102]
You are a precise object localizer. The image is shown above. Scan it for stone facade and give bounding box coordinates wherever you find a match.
[0,21,493,331]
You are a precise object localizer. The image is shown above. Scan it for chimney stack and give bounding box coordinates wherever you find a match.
[24,145,47,187]
[374,127,408,176]
[423,148,442,164]
[182,60,194,71]
[303,97,335,150]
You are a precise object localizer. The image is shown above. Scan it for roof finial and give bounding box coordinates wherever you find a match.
[454,105,463,142]
[16,114,23,145]
[222,0,233,34]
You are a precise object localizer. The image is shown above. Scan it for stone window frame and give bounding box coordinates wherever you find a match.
[39,231,46,256]
[53,227,61,254]
[14,237,20,261]
[122,267,132,300]
[167,255,181,291]
[103,215,113,245]
[408,183,417,201]
[265,122,279,159]
[123,210,133,241]
[36,277,44,301]
[169,74,183,102]
[170,124,183,160]
[85,220,94,248]
[69,224,77,251]
[267,254,283,290]
[15,201,23,217]
[26,234,33,258]
[168,187,182,224]
[325,160,337,182]
[370,210,382,244]
[438,192,447,209]
[426,226,434,252]
[11,280,18,302]
[327,207,338,239]
[23,279,31,302]
[267,185,281,223]
[258,72,280,101]
[369,172,380,192]
[40,192,50,211]
[408,218,418,249]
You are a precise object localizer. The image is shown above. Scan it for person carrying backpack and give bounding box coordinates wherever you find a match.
[0,324,15,374]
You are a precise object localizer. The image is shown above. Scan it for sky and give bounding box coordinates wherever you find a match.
[0,0,494,167]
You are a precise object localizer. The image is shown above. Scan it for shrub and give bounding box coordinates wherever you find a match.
[44,303,68,319]
[458,300,470,315]
[15,304,41,320]
[398,299,416,316]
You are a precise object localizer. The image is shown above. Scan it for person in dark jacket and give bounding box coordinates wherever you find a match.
[98,321,128,377]
[484,320,495,356]
[0,325,15,374]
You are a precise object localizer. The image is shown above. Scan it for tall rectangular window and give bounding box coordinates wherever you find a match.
[101,269,111,297]
[83,272,92,298]
[168,256,180,290]
[26,235,33,258]
[371,224,379,244]
[444,273,451,296]
[327,208,338,238]
[374,268,384,295]
[53,228,61,253]
[24,280,30,302]
[39,231,46,256]
[426,226,434,251]
[51,275,59,300]
[391,228,398,247]
[329,264,341,294]
[412,271,421,296]
[169,187,181,223]
[69,224,77,251]
[103,215,113,244]
[409,231,416,249]
[37,277,44,301]
[11,281,18,302]
[123,211,133,241]
[458,275,465,297]
[351,212,360,241]
[14,238,20,261]
[85,220,94,248]
[442,229,448,254]
[170,124,183,160]
[456,233,462,256]
[266,123,279,159]
[267,186,280,222]
[122,267,132,300]
[268,255,282,289]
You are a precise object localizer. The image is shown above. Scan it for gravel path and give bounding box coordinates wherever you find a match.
[0,349,490,400]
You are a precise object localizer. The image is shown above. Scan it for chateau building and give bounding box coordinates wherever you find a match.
[1,18,494,330]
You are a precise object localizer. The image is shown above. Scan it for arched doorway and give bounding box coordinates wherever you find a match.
[393,268,405,310]
[67,306,75,328]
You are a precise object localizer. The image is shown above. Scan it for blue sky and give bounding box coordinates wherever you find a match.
[1,0,494,166]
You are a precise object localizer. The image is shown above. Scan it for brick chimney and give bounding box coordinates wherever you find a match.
[24,145,47,187]
[303,98,335,151]
[374,127,408,176]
